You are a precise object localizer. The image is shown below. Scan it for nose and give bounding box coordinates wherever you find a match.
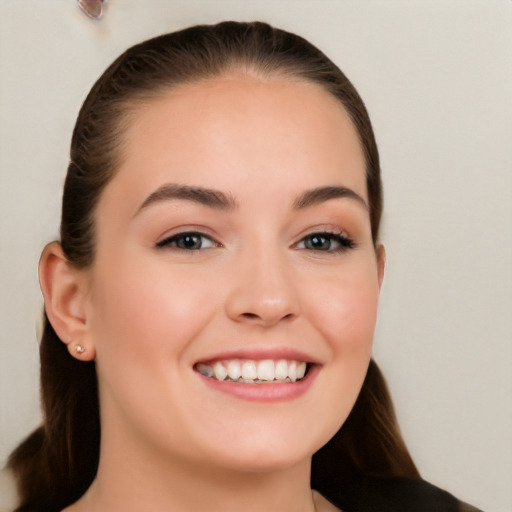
[225,249,300,327]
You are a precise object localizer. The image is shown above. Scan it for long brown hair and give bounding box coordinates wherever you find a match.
[8,21,420,512]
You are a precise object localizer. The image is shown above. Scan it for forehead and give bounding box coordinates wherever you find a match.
[103,74,367,212]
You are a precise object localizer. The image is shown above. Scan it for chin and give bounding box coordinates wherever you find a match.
[198,426,332,475]
[217,449,313,474]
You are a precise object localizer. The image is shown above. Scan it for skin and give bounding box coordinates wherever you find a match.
[41,73,385,512]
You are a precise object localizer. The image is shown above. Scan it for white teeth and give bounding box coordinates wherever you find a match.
[296,362,307,379]
[213,361,227,381]
[257,360,275,381]
[241,361,257,380]
[274,359,288,380]
[288,361,297,382]
[196,358,310,384]
[227,360,241,380]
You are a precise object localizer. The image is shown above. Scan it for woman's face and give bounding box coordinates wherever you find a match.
[82,74,384,472]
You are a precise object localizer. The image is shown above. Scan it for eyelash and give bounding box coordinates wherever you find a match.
[156,230,355,253]
[295,232,355,253]
[156,231,219,251]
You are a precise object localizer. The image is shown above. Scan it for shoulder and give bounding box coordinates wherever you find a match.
[374,478,484,512]
[362,476,473,512]
[315,475,484,512]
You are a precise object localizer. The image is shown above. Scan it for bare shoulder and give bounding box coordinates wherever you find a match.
[312,490,343,512]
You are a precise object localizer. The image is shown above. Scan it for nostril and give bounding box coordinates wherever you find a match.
[239,311,295,324]
[241,313,259,320]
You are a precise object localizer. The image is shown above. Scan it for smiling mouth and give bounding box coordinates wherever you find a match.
[194,359,311,384]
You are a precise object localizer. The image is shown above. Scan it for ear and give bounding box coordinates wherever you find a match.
[39,242,95,361]
[375,243,386,290]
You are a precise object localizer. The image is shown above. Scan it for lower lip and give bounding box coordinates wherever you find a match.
[195,364,319,402]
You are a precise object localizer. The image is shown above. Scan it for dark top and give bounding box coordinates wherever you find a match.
[315,475,484,512]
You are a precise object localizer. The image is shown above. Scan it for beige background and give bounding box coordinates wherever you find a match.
[1,1,511,511]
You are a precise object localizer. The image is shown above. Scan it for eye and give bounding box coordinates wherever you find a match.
[156,232,219,250]
[296,232,355,252]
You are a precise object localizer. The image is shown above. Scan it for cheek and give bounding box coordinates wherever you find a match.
[85,258,222,442]
[89,261,214,351]
[311,263,380,357]
[85,257,222,412]
[312,266,380,436]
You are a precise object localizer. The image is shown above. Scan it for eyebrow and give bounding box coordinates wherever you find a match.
[293,186,368,210]
[136,183,367,216]
[136,183,238,213]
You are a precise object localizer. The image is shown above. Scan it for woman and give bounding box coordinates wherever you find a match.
[8,21,480,512]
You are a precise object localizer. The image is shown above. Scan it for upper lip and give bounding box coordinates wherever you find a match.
[194,347,321,365]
